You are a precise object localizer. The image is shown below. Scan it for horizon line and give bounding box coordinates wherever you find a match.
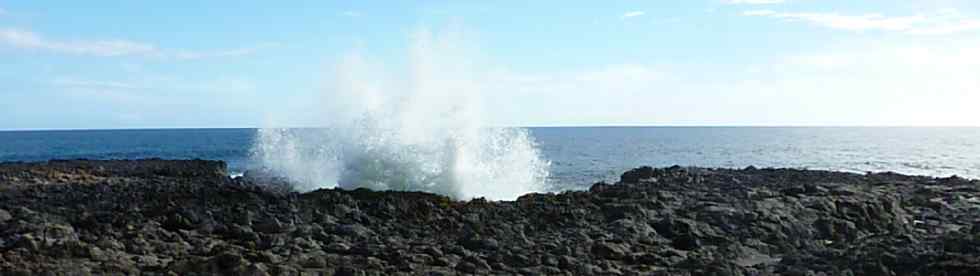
[2,124,980,132]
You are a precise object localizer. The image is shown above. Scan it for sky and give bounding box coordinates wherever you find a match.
[1,0,979,129]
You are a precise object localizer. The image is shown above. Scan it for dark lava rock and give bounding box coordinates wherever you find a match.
[591,242,628,260]
[1,159,979,275]
[620,166,656,183]
[0,209,11,223]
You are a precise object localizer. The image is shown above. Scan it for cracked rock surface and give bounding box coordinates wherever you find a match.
[1,160,979,275]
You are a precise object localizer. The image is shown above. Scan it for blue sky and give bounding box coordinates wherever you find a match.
[1,0,979,129]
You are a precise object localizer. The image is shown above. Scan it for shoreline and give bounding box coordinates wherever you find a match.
[1,159,978,275]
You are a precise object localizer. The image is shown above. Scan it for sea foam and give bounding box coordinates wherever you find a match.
[251,29,550,200]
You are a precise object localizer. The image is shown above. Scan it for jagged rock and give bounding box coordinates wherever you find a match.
[591,242,628,260]
[254,217,288,234]
[163,213,195,231]
[334,266,364,276]
[256,251,282,263]
[1,160,979,275]
[620,166,656,183]
[334,224,375,239]
[242,263,272,276]
[608,218,656,239]
[326,241,351,253]
[301,254,328,268]
[215,251,247,269]
[459,233,500,251]
[0,209,11,223]
[228,224,260,242]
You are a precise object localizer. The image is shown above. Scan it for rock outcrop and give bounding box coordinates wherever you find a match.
[1,160,978,275]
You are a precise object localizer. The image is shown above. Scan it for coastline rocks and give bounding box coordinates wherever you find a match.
[0,209,11,223]
[591,242,628,260]
[1,159,979,275]
[0,159,227,186]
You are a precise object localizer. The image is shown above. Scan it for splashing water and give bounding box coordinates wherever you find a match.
[250,29,550,200]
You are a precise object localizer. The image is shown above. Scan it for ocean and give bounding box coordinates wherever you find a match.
[2,127,978,191]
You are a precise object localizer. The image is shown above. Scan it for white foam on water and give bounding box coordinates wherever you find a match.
[251,28,550,200]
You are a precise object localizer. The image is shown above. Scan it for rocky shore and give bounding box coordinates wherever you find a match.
[1,159,979,275]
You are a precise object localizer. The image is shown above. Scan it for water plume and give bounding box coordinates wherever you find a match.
[251,28,550,200]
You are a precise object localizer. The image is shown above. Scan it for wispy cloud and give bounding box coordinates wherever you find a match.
[482,64,670,125]
[574,64,663,84]
[742,10,776,16]
[173,43,279,60]
[0,28,158,56]
[621,11,645,19]
[763,43,980,125]
[743,9,980,35]
[750,12,926,31]
[488,64,666,100]
[908,19,980,35]
[51,78,149,90]
[0,27,275,59]
[727,0,784,5]
[51,75,257,94]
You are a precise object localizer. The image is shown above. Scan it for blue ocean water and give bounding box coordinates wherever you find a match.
[1,127,978,189]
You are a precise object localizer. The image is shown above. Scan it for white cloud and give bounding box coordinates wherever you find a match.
[621,11,645,19]
[742,10,776,16]
[0,27,274,59]
[481,64,671,125]
[490,64,664,94]
[744,9,980,35]
[51,76,257,94]
[783,44,980,70]
[188,77,257,93]
[907,19,980,35]
[761,12,926,31]
[482,43,980,126]
[736,42,980,126]
[0,28,157,56]
[727,0,785,5]
[51,78,149,90]
[574,64,662,84]
[173,43,279,60]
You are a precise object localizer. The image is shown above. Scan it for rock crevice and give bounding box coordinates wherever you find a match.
[1,161,978,275]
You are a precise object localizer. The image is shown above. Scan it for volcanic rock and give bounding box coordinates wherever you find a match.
[1,159,979,275]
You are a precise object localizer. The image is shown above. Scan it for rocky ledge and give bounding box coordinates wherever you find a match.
[1,160,979,275]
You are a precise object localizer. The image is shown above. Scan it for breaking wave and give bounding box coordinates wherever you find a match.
[250,29,550,200]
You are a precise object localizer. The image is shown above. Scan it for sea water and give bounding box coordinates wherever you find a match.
[1,127,978,199]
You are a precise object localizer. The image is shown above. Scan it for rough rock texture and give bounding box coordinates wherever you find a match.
[1,160,979,275]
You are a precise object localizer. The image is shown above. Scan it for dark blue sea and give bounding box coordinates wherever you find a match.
[1,128,978,189]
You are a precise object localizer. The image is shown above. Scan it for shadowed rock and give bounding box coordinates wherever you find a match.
[1,159,979,275]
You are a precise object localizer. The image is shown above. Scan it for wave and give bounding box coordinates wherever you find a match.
[250,29,550,200]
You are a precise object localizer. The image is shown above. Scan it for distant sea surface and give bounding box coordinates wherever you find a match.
[2,127,978,189]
